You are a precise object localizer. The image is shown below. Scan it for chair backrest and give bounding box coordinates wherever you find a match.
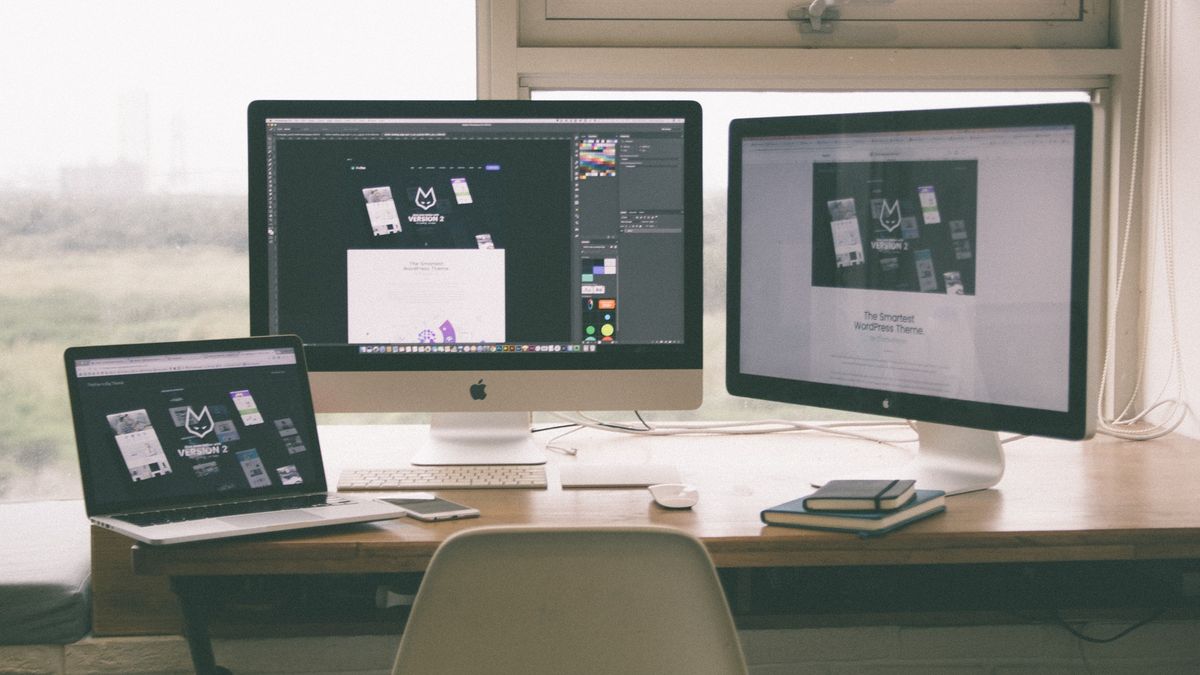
[392,525,747,675]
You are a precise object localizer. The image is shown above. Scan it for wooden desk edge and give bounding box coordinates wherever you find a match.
[128,431,1200,576]
[132,527,1200,576]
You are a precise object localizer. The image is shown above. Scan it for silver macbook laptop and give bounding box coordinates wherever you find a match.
[65,335,407,545]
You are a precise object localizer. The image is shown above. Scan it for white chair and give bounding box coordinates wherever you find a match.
[392,525,748,675]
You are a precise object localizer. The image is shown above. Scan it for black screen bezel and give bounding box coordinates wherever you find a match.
[726,102,1094,440]
[65,335,327,517]
[248,99,703,373]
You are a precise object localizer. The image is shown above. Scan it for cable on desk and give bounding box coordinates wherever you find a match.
[1054,607,1168,644]
[543,413,1033,453]
[531,423,577,434]
[551,412,920,449]
[536,412,654,455]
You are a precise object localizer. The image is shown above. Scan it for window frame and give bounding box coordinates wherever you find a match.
[518,0,1108,49]
[475,0,1147,417]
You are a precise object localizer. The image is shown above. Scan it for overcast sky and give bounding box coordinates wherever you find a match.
[0,1,476,192]
[0,1,1085,194]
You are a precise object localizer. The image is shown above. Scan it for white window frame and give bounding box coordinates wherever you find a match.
[475,0,1147,413]
[517,0,1108,49]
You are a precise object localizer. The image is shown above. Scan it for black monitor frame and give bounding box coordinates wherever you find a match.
[727,103,1096,463]
[248,99,703,376]
[248,99,705,464]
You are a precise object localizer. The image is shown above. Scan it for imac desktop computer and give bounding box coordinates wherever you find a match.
[248,100,703,466]
[726,102,1099,495]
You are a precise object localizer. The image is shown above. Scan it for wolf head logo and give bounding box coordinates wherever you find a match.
[415,186,437,211]
[184,406,215,439]
[878,199,902,232]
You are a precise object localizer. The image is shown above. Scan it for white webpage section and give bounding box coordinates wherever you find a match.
[347,249,506,344]
[739,126,1075,412]
[75,349,296,378]
[365,198,402,236]
[113,428,172,482]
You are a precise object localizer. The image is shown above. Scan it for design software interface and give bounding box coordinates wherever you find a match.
[261,116,688,354]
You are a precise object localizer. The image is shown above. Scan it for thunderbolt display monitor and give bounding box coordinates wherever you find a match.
[727,103,1098,494]
[249,100,703,465]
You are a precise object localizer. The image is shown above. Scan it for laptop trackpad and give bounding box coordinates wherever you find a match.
[220,511,322,527]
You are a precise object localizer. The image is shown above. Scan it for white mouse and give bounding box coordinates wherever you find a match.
[648,483,699,509]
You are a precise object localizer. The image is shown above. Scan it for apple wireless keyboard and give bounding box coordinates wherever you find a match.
[338,465,548,491]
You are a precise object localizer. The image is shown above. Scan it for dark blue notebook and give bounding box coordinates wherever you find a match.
[761,489,946,536]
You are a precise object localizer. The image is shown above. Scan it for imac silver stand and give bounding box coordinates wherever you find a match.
[901,421,1005,495]
[410,412,545,466]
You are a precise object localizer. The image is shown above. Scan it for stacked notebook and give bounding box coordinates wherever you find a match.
[761,479,945,536]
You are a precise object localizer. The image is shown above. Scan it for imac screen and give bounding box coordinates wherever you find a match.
[248,100,703,464]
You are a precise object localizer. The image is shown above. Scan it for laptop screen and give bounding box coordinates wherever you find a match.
[66,337,327,516]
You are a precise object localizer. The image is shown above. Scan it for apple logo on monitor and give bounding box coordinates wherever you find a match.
[469,379,487,400]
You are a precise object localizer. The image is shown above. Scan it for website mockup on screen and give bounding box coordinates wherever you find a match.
[260,114,690,356]
[738,124,1077,412]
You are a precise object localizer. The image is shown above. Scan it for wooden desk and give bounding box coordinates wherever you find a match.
[134,424,1200,573]
[127,424,1200,674]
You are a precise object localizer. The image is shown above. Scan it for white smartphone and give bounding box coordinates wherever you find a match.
[384,497,480,522]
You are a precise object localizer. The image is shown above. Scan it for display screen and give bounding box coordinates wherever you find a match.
[728,103,1093,437]
[250,101,703,373]
[67,340,324,514]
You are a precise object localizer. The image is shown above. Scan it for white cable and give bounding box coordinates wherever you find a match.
[549,412,1036,450]
[1096,0,1192,441]
[1099,0,1152,429]
[551,411,918,447]
[544,424,584,456]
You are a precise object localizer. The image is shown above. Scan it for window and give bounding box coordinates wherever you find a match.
[483,0,1146,426]
[0,0,476,502]
[536,90,1091,422]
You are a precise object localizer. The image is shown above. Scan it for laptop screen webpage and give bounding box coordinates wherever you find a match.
[70,344,325,515]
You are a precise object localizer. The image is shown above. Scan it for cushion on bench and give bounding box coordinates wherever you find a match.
[0,500,91,644]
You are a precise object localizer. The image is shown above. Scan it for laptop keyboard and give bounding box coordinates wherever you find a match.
[338,465,548,490]
[114,493,353,527]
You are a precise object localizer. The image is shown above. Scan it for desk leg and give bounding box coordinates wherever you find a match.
[170,577,233,675]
